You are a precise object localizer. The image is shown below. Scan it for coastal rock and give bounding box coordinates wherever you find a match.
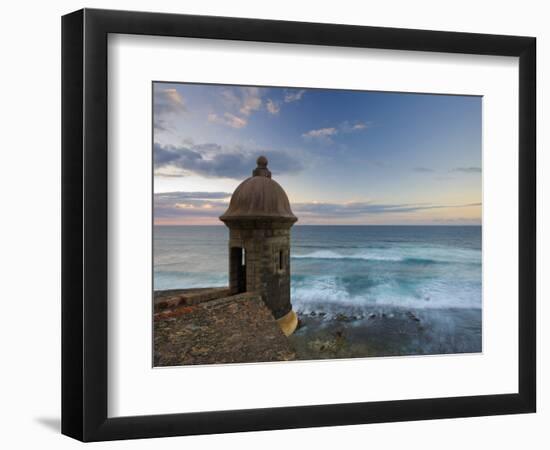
[335,313,353,322]
[308,339,337,353]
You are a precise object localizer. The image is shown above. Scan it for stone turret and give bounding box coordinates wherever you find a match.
[220,156,298,336]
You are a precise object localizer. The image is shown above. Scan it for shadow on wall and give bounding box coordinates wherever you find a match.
[34,417,61,433]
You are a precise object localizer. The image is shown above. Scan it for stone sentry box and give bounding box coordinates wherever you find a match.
[220,156,298,336]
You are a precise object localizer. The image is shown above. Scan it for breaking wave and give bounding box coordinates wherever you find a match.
[292,246,481,265]
[290,274,481,314]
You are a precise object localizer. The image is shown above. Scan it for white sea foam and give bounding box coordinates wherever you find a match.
[292,250,402,261]
[292,246,481,265]
[290,274,481,313]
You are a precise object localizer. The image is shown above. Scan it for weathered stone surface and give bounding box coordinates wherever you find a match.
[154,291,296,366]
[219,157,297,224]
[154,287,231,313]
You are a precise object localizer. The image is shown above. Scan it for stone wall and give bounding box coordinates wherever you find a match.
[228,227,292,319]
[154,289,296,366]
[154,287,231,314]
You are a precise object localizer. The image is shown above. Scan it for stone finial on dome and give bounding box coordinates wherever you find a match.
[252,155,271,178]
[219,156,297,224]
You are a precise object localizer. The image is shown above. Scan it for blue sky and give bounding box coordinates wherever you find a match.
[153,82,481,225]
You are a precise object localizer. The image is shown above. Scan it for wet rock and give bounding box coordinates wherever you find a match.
[335,313,353,322]
[407,311,421,322]
[369,313,377,319]
[308,339,338,353]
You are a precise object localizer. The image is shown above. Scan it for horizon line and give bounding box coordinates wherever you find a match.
[153,223,482,227]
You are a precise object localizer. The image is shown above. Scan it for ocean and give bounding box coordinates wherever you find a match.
[154,225,482,356]
[154,225,481,311]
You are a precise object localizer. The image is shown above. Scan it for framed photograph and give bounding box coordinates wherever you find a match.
[62,8,536,441]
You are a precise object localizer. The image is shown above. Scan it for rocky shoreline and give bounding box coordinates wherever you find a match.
[153,288,481,366]
[290,306,481,360]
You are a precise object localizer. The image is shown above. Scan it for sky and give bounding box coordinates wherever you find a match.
[153,82,482,225]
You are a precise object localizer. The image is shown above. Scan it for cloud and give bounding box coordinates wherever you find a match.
[154,87,186,115]
[339,121,372,133]
[153,119,169,133]
[220,88,240,108]
[413,167,435,173]
[239,87,262,116]
[302,127,338,143]
[156,191,232,201]
[293,201,481,217]
[284,89,306,103]
[208,112,248,129]
[302,127,338,138]
[154,191,230,221]
[220,86,262,117]
[164,88,185,106]
[302,121,370,143]
[207,86,266,128]
[154,192,481,225]
[153,87,187,132]
[154,142,304,179]
[212,86,303,122]
[266,99,281,115]
[451,167,482,173]
[154,144,182,167]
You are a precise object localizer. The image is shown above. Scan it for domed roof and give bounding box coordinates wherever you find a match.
[219,157,297,223]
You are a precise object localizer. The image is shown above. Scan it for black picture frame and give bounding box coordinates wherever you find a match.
[61,8,536,442]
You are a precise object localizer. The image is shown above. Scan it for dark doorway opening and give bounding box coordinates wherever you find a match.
[231,247,246,293]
